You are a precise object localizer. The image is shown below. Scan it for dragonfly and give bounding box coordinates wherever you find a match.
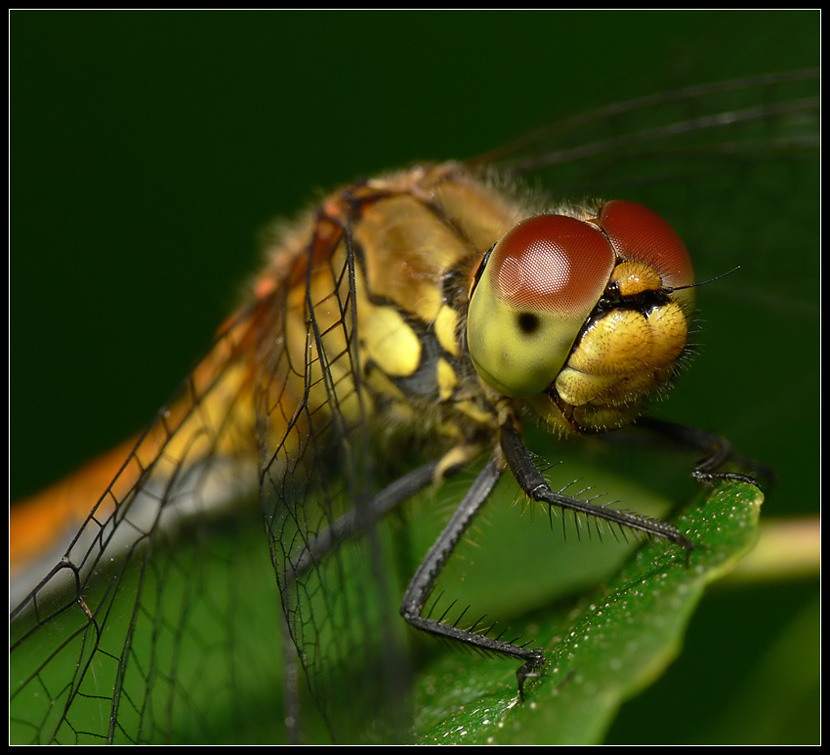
[10,70,819,744]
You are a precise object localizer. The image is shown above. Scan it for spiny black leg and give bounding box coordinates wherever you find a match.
[289,461,439,581]
[516,651,546,700]
[400,453,546,687]
[634,416,771,487]
[500,419,693,550]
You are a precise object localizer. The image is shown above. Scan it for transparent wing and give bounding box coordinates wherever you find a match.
[254,209,417,743]
[10,304,287,744]
[10,208,418,744]
[478,71,818,185]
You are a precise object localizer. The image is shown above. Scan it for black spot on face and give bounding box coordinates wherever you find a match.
[517,311,540,335]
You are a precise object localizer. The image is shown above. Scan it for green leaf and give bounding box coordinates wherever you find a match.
[411,482,763,744]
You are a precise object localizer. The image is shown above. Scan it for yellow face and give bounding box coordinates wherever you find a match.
[466,200,695,434]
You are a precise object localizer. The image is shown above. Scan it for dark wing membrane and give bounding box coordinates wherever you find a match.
[10,306,288,744]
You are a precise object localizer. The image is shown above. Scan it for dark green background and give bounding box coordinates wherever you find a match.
[11,10,819,744]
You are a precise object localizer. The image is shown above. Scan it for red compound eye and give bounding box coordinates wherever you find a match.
[599,200,694,289]
[489,215,615,315]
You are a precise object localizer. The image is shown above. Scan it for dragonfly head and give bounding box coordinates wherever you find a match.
[466,200,695,434]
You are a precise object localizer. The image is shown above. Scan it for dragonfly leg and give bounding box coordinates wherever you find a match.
[289,443,488,582]
[500,419,694,550]
[634,416,772,488]
[400,452,545,698]
[288,460,440,581]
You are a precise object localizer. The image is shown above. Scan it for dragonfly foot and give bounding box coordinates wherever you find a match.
[517,648,546,700]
